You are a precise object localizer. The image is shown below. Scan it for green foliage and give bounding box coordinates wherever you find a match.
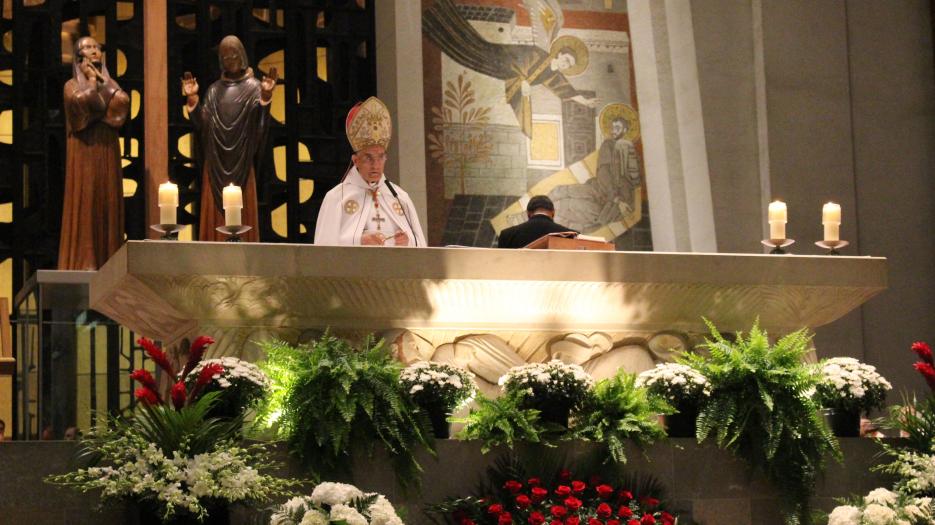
[883,393,935,454]
[257,335,435,489]
[574,372,670,464]
[682,319,841,525]
[456,394,553,453]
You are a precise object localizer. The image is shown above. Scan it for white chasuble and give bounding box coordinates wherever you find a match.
[314,167,427,247]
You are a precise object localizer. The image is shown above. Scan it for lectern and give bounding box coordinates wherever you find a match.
[523,232,615,251]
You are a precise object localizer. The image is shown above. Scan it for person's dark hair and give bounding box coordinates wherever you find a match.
[526,195,554,214]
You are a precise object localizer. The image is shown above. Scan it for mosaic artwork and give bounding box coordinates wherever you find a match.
[422,0,652,249]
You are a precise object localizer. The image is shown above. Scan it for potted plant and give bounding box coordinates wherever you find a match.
[47,337,299,524]
[183,356,271,421]
[815,357,892,437]
[498,360,594,428]
[636,362,711,437]
[400,361,477,438]
[270,482,404,525]
[827,488,934,525]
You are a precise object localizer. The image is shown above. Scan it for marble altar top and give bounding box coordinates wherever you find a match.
[89,241,886,343]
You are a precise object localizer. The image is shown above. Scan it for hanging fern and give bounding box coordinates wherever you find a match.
[257,335,434,490]
[682,319,841,525]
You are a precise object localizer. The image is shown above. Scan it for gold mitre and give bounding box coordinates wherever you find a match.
[345,96,392,152]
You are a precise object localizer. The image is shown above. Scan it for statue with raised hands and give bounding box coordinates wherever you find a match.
[58,36,129,270]
[183,35,276,242]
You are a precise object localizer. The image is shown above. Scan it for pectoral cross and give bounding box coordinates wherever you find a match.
[370,189,385,231]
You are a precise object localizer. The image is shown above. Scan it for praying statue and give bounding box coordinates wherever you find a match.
[181,35,276,242]
[58,36,129,270]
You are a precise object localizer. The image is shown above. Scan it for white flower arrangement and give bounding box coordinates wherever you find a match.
[498,360,595,408]
[635,363,711,407]
[827,488,934,525]
[270,482,403,525]
[879,448,935,495]
[400,361,477,411]
[184,356,271,416]
[816,357,892,414]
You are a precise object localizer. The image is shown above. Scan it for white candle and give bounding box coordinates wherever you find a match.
[222,184,243,210]
[159,205,176,225]
[822,202,841,242]
[158,182,179,207]
[768,200,787,223]
[224,207,242,227]
[770,221,786,240]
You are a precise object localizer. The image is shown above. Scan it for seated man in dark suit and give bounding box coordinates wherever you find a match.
[497,195,578,248]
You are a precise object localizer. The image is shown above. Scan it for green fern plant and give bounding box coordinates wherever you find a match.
[882,392,935,454]
[682,320,841,525]
[573,372,670,464]
[456,394,552,453]
[257,335,434,489]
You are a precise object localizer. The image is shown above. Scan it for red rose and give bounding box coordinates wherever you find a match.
[627,521,639,525]
[912,341,934,364]
[596,485,614,499]
[529,511,546,525]
[134,386,159,406]
[618,490,633,501]
[532,487,549,501]
[517,495,532,508]
[589,475,602,486]
[571,481,587,493]
[488,504,504,515]
[170,381,187,409]
[617,506,633,518]
[564,497,583,511]
[640,515,656,525]
[505,480,524,494]
[550,505,568,518]
[588,519,602,525]
[559,469,573,482]
[550,521,562,525]
[555,485,572,497]
[528,477,542,487]
[597,503,613,519]
[565,518,580,525]
[607,521,620,525]
[660,512,675,525]
[499,512,513,525]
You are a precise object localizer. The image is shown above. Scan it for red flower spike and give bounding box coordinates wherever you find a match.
[565,518,580,525]
[170,381,187,409]
[516,495,532,508]
[498,512,513,525]
[181,335,216,379]
[528,477,541,487]
[129,369,158,390]
[196,363,224,387]
[913,362,935,390]
[572,481,586,493]
[912,341,933,364]
[640,515,656,525]
[588,519,603,525]
[555,485,572,497]
[618,506,633,518]
[597,503,613,519]
[134,386,159,406]
[138,337,176,377]
[660,512,675,525]
[529,511,546,525]
[504,480,523,494]
[532,487,549,502]
[564,497,583,511]
[488,504,504,515]
[550,505,568,519]
[596,484,615,499]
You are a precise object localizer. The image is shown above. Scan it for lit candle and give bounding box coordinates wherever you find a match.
[822,202,841,242]
[768,200,787,240]
[222,184,243,226]
[158,182,178,225]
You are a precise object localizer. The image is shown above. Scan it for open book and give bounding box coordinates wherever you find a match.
[544,231,607,243]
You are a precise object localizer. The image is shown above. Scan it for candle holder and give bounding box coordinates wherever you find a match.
[215,225,252,242]
[815,239,849,255]
[150,223,183,240]
[761,238,795,254]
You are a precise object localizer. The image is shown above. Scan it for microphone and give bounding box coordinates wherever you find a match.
[384,179,419,247]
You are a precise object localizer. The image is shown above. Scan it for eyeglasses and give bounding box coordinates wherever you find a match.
[358,153,387,164]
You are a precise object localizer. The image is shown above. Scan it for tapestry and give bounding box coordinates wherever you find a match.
[421,0,652,249]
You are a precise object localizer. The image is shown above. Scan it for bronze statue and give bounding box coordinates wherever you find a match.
[181,35,276,242]
[58,36,129,270]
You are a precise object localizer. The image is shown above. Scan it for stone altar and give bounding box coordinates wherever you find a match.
[90,241,886,392]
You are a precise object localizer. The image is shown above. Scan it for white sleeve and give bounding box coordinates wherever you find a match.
[314,189,341,245]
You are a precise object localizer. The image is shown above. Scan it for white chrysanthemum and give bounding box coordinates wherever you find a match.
[309,482,364,506]
[299,509,330,525]
[862,503,897,525]
[369,495,404,525]
[865,488,899,506]
[827,505,862,525]
[330,504,368,525]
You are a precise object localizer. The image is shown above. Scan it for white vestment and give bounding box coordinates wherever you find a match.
[314,167,427,247]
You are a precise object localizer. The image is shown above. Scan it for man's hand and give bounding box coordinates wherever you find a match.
[260,66,277,103]
[392,231,410,246]
[361,232,385,246]
[80,58,98,82]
